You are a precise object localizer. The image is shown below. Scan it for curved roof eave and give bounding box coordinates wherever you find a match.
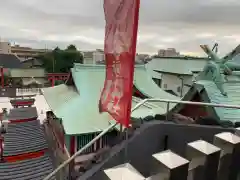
[42,64,176,135]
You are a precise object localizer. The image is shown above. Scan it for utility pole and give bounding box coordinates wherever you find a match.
[52,57,55,73]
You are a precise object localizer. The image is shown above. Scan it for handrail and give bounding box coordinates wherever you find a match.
[43,98,240,180]
[147,98,240,109]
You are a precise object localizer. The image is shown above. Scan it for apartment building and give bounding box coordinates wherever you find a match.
[158,48,180,57]
[0,41,11,54]
[0,41,50,60]
[11,45,49,60]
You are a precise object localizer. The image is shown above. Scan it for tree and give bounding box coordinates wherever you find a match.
[67,44,77,51]
[38,45,83,73]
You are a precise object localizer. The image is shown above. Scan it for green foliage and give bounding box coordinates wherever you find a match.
[37,45,83,73]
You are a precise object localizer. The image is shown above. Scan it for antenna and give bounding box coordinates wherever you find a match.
[212,43,218,54]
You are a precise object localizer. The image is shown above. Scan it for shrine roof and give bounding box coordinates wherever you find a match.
[42,64,178,135]
[196,80,240,123]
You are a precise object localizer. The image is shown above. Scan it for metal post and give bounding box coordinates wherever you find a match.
[119,124,123,141]
[125,129,129,162]
[165,102,170,121]
[51,78,55,87]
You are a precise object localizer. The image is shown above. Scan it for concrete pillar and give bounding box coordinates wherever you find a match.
[104,163,145,180]
[150,150,189,180]
[214,132,240,180]
[186,140,221,180]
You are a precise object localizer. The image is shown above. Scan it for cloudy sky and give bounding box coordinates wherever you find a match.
[0,0,240,56]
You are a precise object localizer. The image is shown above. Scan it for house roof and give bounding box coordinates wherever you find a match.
[42,64,177,135]
[0,54,21,68]
[21,58,43,66]
[146,58,207,75]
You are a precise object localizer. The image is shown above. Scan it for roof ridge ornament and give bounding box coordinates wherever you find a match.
[199,44,240,96]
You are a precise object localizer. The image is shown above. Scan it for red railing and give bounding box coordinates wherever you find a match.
[47,73,69,87]
[8,117,37,123]
[4,149,47,162]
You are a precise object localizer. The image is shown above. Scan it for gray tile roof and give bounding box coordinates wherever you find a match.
[0,105,57,180]
[3,120,48,156]
[0,54,21,68]
[8,107,38,120]
[0,154,56,180]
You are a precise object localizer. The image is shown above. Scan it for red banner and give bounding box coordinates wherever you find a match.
[99,0,140,127]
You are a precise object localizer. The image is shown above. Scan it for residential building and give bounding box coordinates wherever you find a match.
[146,57,208,97]
[157,48,180,57]
[0,41,11,54]
[135,54,149,64]
[93,49,104,63]
[83,51,94,64]
[11,45,49,60]
[84,49,149,65]
[82,49,104,64]
[0,41,50,60]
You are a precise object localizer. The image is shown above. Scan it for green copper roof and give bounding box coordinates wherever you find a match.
[134,66,179,110]
[42,64,177,135]
[42,76,112,135]
[197,80,240,123]
[146,58,207,75]
[42,84,79,112]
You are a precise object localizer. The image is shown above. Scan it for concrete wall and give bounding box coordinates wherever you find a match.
[80,121,234,180]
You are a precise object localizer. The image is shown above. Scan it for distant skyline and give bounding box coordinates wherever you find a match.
[0,0,240,56]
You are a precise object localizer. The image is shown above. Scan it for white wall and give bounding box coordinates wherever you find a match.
[0,42,11,54]
[83,58,94,64]
[160,74,192,97]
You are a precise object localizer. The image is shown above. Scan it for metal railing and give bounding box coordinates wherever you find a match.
[43,98,240,180]
[16,88,41,96]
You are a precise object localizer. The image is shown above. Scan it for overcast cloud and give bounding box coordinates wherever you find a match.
[0,0,240,56]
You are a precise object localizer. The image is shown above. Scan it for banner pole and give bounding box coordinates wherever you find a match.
[125,128,129,162]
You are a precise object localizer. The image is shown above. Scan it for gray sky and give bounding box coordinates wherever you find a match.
[0,0,240,56]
